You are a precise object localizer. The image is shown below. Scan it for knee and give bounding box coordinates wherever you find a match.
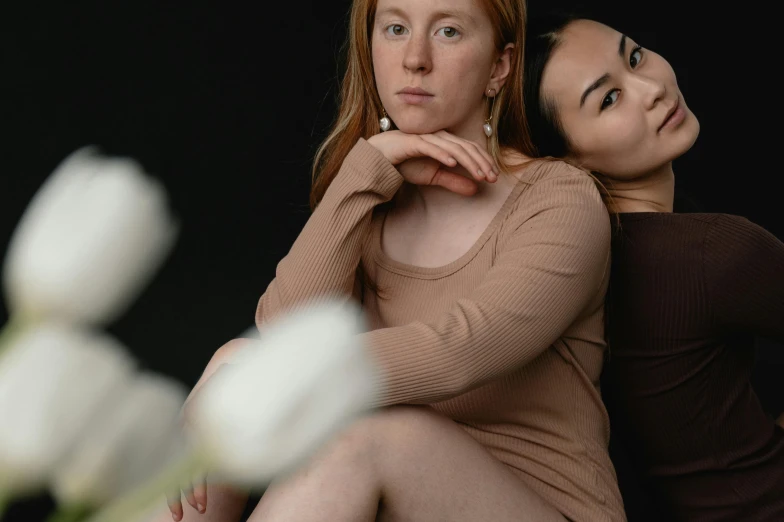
[193,338,252,394]
[206,338,250,373]
[329,406,446,463]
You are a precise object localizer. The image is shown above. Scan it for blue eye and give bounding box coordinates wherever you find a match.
[630,46,643,68]
[436,27,460,38]
[386,24,407,36]
[601,90,619,110]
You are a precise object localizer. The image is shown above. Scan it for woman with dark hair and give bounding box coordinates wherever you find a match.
[524,13,784,521]
[152,1,628,521]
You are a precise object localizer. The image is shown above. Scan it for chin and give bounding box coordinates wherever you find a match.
[392,119,444,135]
[672,116,700,159]
[388,106,452,135]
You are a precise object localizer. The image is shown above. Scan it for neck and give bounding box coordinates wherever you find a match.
[601,162,676,214]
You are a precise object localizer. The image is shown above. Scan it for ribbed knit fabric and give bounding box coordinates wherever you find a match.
[604,212,784,521]
[256,139,625,522]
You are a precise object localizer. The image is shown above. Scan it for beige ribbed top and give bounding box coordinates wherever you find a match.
[256,139,625,522]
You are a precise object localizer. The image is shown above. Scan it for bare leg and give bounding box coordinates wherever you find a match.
[146,339,252,522]
[249,406,567,522]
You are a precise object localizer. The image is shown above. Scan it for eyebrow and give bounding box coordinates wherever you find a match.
[375,7,476,26]
[579,34,628,108]
[375,7,405,19]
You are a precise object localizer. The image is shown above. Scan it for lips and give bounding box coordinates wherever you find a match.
[397,87,433,96]
[396,87,435,105]
[658,99,681,132]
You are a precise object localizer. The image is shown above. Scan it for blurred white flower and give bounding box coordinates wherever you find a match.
[0,322,135,495]
[51,372,188,507]
[188,299,383,487]
[2,147,178,326]
[236,325,260,340]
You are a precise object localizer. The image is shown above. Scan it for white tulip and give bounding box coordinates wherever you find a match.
[0,322,135,495]
[2,147,178,326]
[51,372,188,507]
[236,325,260,340]
[188,299,383,487]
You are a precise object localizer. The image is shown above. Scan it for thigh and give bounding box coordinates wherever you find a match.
[373,406,567,522]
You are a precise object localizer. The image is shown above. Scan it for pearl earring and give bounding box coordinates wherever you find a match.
[483,88,497,138]
[379,108,391,132]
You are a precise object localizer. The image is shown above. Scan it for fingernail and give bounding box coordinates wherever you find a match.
[198,503,205,513]
[172,514,181,522]
[477,169,485,179]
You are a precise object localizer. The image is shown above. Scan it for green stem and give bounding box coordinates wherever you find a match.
[45,504,93,522]
[0,490,10,522]
[85,452,209,522]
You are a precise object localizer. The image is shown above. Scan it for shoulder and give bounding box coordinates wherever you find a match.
[698,214,784,312]
[498,159,611,248]
[506,159,608,223]
[704,213,776,240]
[510,157,593,185]
[703,213,783,263]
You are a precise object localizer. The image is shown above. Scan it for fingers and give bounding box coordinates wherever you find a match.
[193,474,208,514]
[182,481,198,511]
[418,134,486,182]
[425,132,498,182]
[441,132,499,177]
[165,490,184,522]
[406,138,458,170]
[431,170,479,197]
[165,475,207,521]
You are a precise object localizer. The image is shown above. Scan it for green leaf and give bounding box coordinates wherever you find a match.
[0,489,10,521]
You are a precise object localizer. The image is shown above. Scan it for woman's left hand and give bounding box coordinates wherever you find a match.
[367,130,499,196]
[165,338,251,520]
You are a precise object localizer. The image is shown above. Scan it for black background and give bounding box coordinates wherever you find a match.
[2,1,781,520]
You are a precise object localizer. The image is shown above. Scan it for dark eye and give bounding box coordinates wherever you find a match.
[630,46,643,68]
[437,27,460,38]
[387,24,407,36]
[601,90,619,110]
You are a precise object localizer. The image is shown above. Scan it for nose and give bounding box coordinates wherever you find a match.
[402,33,432,74]
[633,74,666,110]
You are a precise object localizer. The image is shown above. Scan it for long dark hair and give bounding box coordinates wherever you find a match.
[523,11,620,218]
[522,11,582,159]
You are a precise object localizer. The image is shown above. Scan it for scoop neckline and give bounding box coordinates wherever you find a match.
[370,176,529,280]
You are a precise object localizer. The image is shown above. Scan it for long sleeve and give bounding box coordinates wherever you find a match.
[704,214,784,342]
[364,169,612,406]
[255,139,402,327]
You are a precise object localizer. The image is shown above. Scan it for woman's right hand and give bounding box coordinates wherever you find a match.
[366,130,499,196]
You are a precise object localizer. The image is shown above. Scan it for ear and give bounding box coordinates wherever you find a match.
[487,43,514,93]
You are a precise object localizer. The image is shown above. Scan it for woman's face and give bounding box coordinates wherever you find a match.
[371,0,507,137]
[541,20,700,179]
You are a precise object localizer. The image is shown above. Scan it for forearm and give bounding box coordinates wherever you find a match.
[256,140,402,326]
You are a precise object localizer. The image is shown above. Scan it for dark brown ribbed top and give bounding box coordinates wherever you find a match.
[256,139,625,521]
[604,212,784,521]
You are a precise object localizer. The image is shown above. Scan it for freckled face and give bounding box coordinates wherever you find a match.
[372,0,500,135]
